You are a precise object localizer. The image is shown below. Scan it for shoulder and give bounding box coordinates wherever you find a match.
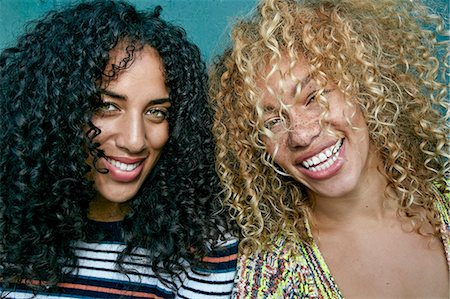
[176,237,238,299]
[232,235,313,298]
[1,241,177,299]
[1,238,237,299]
[196,236,239,274]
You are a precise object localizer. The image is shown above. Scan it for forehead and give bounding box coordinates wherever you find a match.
[101,43,164,82]
[257,54,311,106]
[262,55,310,83]
[105,43,142,71]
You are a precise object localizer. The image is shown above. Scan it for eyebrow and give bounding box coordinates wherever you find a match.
[263,74,313,112]
[99,88,126,100]
[300,74,312,88]
[99,88,171,104]
[291,74,312,98]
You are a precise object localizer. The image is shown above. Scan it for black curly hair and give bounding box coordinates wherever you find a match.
[0,0,230,290]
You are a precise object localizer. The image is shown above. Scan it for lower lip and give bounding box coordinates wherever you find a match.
[102,158,144,183]
[298,142,345,180]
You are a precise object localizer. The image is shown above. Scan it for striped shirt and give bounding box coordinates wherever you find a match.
[2,221,238,299]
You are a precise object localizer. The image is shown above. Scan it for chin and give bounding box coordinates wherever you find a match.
[105,192,137,203]
[306,173,361,199]
[95,185,140,204]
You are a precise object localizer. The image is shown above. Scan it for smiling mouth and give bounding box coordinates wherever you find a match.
[301,139,343,172]
[106,158,141,172]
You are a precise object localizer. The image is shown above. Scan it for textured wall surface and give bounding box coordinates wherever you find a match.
[0,0,448,62]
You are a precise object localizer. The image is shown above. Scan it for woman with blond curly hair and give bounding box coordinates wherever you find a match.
[1,1,238,297]
[210,0,449,297]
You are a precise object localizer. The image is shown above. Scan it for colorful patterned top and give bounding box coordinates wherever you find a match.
[232,182,450,298]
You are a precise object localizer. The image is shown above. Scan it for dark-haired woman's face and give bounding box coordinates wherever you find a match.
[88,46,170,221]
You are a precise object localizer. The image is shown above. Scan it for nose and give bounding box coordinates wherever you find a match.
[116,114,147,154]
[287,111,320,149]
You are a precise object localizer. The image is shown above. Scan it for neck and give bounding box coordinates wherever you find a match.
[311,154,397,228]
[88,198,129,222]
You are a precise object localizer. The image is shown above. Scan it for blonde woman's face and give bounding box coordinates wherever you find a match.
[260,55,377,199]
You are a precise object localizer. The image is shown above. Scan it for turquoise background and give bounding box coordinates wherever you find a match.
[0,0,448,62]
[0,0,258,62]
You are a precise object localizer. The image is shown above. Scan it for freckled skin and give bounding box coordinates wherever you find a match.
[262,55,373,200]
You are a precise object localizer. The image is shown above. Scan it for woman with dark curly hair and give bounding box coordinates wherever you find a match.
[0,1,237,298]
[210,0,449,297]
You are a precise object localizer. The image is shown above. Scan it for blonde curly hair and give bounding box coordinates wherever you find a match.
[210,0,449,255]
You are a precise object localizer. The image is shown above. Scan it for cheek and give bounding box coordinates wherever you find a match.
[263,134,287,161]
[352,107,367,127]
[90,114,105,130]
[341,103,368,136]
[263,135,277,155]
[88,118,111,144]
[85,156,95,181]
[147,123,169,150]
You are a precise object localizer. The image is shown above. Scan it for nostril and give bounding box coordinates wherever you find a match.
[287,127,320,148]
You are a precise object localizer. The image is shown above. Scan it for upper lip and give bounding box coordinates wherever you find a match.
[106,156,146,164]
[293,139,342,165]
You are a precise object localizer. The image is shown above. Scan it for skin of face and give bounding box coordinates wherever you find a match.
[89,46,170,220]
[261,55,379,200]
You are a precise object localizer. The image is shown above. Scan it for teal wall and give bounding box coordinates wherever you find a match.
[0,0,258,62]
[0,0,448,62]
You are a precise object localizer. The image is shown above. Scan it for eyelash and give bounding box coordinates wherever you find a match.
[96,102,169,122]
[96,102,118,113]
[306,89,332,105]
[264,117,282,130]
[146,108,169,122]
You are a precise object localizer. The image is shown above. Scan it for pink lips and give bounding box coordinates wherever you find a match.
[297,141,346,180]
[103,156,145,183]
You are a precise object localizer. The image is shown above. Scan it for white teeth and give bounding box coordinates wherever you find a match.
[301,139,343,172]
[318,153,327,162]
[107,158,140,172]
[312,156,320,165]
[332,139,343,154]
